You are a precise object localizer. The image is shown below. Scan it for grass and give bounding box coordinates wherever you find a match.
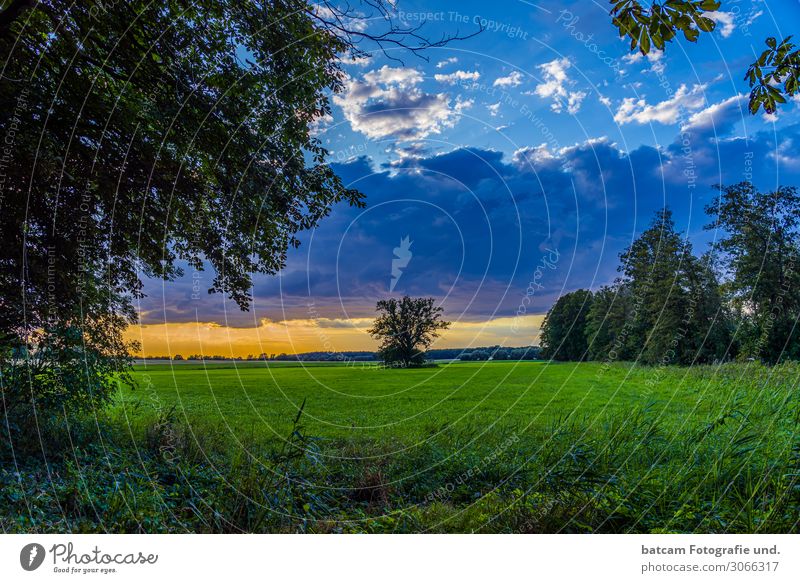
[119,361,752,441]
[2,361,799,533]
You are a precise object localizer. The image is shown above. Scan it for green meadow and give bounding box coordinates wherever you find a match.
[4,361,799,533]
[121,361,770,442]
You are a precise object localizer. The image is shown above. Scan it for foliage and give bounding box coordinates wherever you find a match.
[618,208,730,364]
[457,346,540,361]
[0,1,370,422]
[553,209,731,365]
[610,0,718,53]
[540,289,593,361]
[706,182,800,362]
[1,324,131,434]
[608,0,798,115]
[584,284,638,361]
[747,36,800,114]
[368,297,451,367]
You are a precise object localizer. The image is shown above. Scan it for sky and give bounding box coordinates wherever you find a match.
[128,0,800,357]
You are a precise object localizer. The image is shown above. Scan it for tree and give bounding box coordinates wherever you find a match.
[0,2,476,424]
[614,208,731,365]
[584,283,637,362]
[619,209,693,364]
[368,297,450,367]
[608,0,799,114]
[540,289,593,361]
[705,182,800,362]
[680,252,733,363]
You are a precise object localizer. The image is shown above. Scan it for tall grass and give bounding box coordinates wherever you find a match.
[1,363,798,533]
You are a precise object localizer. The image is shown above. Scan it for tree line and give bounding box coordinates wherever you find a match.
[540,182,800,365]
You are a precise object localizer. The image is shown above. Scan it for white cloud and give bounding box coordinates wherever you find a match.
[622,52,643,64]
[309,112,333,135]
[707,11,736,38]
[598,95,612,107]
[487,102,501,117]
[313,4,368,32]
[339,54,373,67]
[763,112,779,123]
[614,83,707,125]
[333,66,466,141]
[455,96,474,112]
[565,91,587,114]
[436,57,459,69]
[434,70,481,85]
[363,66,421,87]
[623,49,665,74]
[744,10,763,27]
[533,58,586,114]
[681,94,747,135]
[646,50,665,74]
[512,144,556,167]
[493,71,523,88]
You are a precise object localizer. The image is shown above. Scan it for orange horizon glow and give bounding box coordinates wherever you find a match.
[125,314,545,357]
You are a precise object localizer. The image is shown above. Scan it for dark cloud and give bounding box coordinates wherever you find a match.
[138,120,800,327]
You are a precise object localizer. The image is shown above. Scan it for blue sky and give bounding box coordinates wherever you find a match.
[133,0,800,354]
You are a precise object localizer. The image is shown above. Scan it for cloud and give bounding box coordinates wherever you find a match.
[339,54,373,67]
[434,70,481,85]
[313,4,368,32]
[137,121,800,341]
[707,11,736,38]
[614,83,707,125]
[533,58,586,114]
[512,144,556,167]
[622,49,665,74]
[681,94,747,137]
[645,49,665,74]
[493,71,523,88]
[127,314,546,356]
[744,10,763,27]
[436,57,459,69]
[333,65,467,141]
[487,102,501,117]
[622,52,643,64]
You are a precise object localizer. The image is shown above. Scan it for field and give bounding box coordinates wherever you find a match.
[3,361,799,533]
[121,360,768,441]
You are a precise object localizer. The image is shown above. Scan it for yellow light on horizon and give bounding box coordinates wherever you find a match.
[125,315,545,358]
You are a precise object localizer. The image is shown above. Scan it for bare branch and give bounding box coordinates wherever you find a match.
[307,0,483,65]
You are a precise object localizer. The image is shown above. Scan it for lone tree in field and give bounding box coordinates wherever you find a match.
[369,297,451,367]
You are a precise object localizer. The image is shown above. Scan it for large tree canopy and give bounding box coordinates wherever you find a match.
[0,1,476,425]
[1,1,362,333]
[0,0,370,419]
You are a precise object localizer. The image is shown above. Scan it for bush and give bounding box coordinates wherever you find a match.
[0,324,132,443]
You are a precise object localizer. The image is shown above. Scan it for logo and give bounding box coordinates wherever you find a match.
[390,235,413,292]
[20,543,46,571]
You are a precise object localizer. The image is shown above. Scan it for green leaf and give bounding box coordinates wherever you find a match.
[696,17,715,33]
[640,31,650,54]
